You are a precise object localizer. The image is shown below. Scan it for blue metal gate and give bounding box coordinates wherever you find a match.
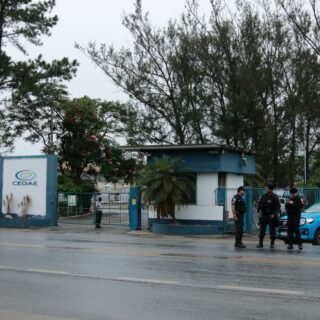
[58,192,130,225]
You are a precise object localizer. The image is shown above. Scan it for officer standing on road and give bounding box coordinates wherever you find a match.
[95,197,103,229]
[285,187,304,250]
[256,183,281,249]
[232,186,246,248]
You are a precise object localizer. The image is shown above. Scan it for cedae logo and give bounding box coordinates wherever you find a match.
[13,170,38,186]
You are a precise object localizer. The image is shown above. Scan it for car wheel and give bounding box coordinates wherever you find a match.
[312,229,320,245]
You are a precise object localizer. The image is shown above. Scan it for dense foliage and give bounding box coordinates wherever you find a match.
[0,0,78,152]
[81,0,320,187]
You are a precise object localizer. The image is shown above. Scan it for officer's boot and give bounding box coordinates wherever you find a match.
[256,236,264,248]
[238,233,246,248]
[270,238,275,249]
[235,241,246,248]
[235,237,246,248]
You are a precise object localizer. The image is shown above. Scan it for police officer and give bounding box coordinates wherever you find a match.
[256,183,281,249]
[285,187,304,250]
[232,186,246,248]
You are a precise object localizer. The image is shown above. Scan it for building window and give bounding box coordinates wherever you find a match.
[187,173,197,205]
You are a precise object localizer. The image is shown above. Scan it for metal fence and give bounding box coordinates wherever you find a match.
[215,187,320,233]
[58,192,130,225]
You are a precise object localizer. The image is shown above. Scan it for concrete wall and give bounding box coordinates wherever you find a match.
[226,173,244,189]
[174,204,223,220]
[149,173,224,221]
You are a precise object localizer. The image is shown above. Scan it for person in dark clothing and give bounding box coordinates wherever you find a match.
[256,183,281,249]
[95,197,103,229]
[232,186,246,248]
[285,187,304,250]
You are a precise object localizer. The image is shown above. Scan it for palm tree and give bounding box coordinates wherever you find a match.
[138,156,195,222]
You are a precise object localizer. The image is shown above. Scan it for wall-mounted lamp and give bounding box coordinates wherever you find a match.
[241,157,247,167]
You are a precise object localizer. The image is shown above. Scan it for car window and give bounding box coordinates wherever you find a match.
[305,203,320,213]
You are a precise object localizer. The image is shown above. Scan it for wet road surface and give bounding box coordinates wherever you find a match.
[0,225,319,320]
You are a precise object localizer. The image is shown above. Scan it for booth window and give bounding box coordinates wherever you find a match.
[187,173,197,205]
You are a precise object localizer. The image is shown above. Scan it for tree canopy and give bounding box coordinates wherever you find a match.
[80,0,320,187]
[1,1,142,190]
[0,0,78,151]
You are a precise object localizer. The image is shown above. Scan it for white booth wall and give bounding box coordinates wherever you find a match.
[149,173,244,221]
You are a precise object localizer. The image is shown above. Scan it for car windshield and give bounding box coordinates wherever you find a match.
[304,203,320,213]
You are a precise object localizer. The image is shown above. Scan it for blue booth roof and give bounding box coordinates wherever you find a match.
[121,144,256,175]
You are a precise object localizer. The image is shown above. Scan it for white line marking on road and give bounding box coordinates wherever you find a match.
[0,265,20,271]
[0,265,310,299]
[0,265,71,276]
[1,242,45,248]
[116,277,179,285]
[0,265,178,285]
[27,268,71,276]
[0,308,76,320]
[219,285,304,296]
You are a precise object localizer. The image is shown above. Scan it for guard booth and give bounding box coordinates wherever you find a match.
[0,155,57,227]
[121,144,256,235]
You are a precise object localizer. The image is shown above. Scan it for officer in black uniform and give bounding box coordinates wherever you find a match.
[232,186,246,248]
[285,187,304,250]
[256,183,281,249]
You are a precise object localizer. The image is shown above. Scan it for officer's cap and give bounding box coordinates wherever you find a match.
[290,187,298,194]
[266,182,274,190]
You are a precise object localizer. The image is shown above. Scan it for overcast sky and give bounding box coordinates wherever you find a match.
[9,0,216,155]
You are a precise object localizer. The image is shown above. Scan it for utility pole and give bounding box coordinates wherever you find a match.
[49,104,54,154]
[304,119,307,184]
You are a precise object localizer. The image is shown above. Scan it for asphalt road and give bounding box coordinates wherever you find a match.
[0,225,319,320]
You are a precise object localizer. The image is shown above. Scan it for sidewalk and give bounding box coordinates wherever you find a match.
[2,222,261,244]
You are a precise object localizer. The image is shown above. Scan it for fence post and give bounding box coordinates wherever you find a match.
[245,187,253,233]
[129,186,141,230]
